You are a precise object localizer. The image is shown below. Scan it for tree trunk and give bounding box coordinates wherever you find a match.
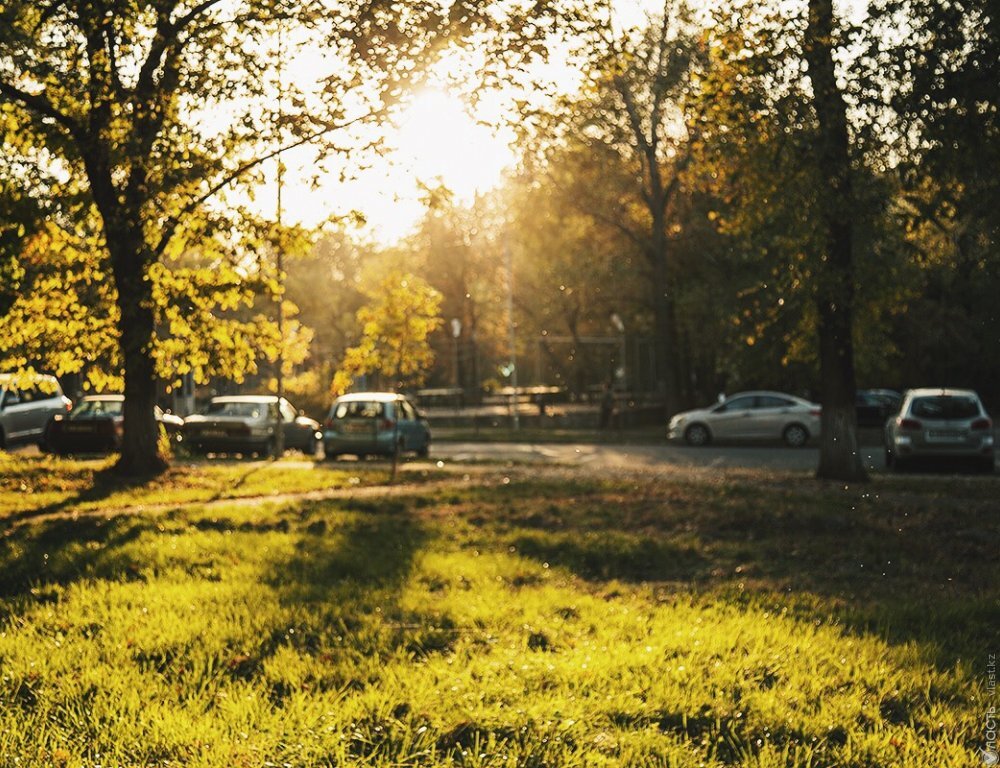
[650,217,680,417]
[109,231,167,477]
[805,0,867,481]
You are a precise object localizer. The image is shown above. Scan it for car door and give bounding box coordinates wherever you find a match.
[279,399,306,449]
[750,395,796,438]
[398,399,422,449]
[1,387,37,442]
[706,395,756,439]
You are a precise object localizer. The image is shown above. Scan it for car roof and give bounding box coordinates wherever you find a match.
[209,395,280,403]
[80,394,125,401]
[0,372,58,384]
[905,388,980,399]
[334,392,404,403]
[726,390,808,402]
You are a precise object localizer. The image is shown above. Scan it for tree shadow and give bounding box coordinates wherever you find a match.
[0,514,152,599]
[3,464,160,525]
[494,479,998,669]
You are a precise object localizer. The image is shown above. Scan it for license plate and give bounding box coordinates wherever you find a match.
[342,422,373,434]
[201,429,227,438]
[927,429,965,441]
[66,424,93,433]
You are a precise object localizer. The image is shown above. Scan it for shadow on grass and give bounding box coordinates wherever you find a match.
[0,514,151,598]
[3,464,160,525]
[492,478,999,668]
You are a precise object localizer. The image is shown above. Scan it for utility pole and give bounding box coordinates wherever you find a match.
[273,21,285,458]
[505,237,519,430]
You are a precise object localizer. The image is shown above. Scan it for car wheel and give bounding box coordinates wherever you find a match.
[0,427,6,450]
[416,439,430,458]
[305,436,318,457]
[782,423,809,448]
[684,423,710,447]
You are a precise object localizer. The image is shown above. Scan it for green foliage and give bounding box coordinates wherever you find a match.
[333,271,443,394]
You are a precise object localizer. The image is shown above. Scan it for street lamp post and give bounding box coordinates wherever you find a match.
[610,312,626,393]
[450,317,462,393]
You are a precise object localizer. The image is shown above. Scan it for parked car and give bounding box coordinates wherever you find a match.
[44,394,184,455]
[856,388,902,428]
[668,391,821,447]
[323,392,431,459]
[884,388,994,472]
[0,373,72,450]
[182,395,321,457]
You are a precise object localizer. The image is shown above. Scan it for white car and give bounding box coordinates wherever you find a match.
[669,391,821,447]
[884,388,994,472]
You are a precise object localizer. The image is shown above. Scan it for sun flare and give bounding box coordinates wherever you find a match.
[392,88,514,201]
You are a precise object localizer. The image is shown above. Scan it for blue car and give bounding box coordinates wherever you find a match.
[323,393,430,459]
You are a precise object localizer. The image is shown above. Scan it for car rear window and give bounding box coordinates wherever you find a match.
[71,399,123,418]
[204,401,265,419]
[333,401,385,419]
[910,396,980,420]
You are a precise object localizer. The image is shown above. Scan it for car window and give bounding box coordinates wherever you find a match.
[333,400,384,419]
[18,386,41,404]
[2,388,20,407]
[716,396,755,412]
[756,396,793,409]
[204,401,266,419]
[910,396,980,420]
[71,399,123,418]
[279,400,297,422]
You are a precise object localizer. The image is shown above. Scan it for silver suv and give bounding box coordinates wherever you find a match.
[0,374,72,450]
[884,388,995,472]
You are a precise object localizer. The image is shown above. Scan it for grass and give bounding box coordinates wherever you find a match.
[0,455,996,766]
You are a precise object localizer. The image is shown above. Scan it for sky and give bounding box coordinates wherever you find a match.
[258,0,869,245]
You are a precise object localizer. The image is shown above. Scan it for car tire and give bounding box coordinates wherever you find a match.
[0,427,6,450]
[416,440,430,458]
[782,423,809,448]
[305,436,318,457]
[684,423,711,447]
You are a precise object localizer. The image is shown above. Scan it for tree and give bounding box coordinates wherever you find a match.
[332,272,443,395]
[0,0,475,475]
[696,0,869,480]
[862,0,1000,404]
[512,0,705,412]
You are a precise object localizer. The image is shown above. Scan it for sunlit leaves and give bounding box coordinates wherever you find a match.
[332,271,443,394]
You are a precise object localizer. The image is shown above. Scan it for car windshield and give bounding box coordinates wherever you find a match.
[910,396,980,420]
[70,399,123,418]
[203,401,267,419]
[333,400,386,419]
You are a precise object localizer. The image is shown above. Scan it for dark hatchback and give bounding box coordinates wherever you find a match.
[45,394,184,455]
[182,395,321,457]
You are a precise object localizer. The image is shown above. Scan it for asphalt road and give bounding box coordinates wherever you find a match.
[430,441,890,473]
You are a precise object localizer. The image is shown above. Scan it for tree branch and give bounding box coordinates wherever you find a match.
[153,111,384,257]
[0,80,81,138]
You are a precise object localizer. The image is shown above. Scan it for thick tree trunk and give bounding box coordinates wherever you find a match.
[110,233,167,477]
[805,0,867,481]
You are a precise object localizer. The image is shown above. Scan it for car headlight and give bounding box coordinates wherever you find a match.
[895,435,912,446]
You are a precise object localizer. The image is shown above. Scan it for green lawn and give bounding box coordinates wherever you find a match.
[0,455,996,766]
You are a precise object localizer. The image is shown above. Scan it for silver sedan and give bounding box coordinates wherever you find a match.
[669,391,822,447]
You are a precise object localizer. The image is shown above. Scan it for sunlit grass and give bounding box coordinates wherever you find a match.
[0,462,995,766]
